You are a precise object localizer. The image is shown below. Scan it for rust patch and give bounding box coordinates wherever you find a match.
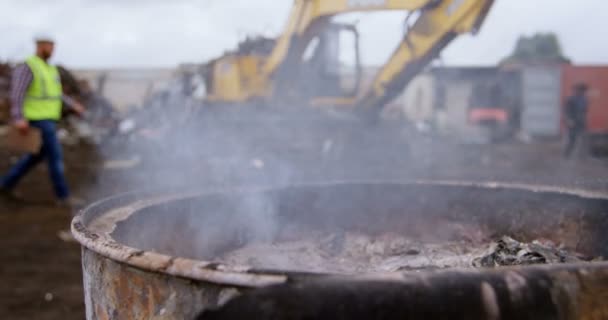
[504,271,528,304]
[481,281,501,320]
[576,269,608,320]
[95,304,110,320]
[126,250,146,259]
[73,221,99,241]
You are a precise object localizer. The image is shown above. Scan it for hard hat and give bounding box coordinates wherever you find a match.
[34,33,55,43]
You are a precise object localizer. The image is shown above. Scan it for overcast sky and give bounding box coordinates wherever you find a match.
[1,0,606,68]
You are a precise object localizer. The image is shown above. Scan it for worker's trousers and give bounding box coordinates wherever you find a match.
[564,127,585,159]
[1,120,70,199]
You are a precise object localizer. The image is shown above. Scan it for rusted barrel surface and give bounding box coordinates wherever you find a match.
[72,181,608,320]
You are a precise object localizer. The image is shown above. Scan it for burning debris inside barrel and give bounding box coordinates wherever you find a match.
[219,231,595,274]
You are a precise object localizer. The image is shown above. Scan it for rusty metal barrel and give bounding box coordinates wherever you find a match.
[71,181,608,319]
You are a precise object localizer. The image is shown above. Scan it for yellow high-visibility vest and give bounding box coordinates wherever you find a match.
[23,55,63,120]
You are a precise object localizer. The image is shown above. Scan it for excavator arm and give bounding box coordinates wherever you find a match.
[264,0,494,113]
[263,0,443,77]
[355,0,495,115]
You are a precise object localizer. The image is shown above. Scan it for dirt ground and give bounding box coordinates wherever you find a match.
[0,111,606,319]
[0,145,99,320]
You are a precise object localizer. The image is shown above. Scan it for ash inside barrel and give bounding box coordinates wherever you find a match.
[219,232,596,274]
[219,231,489,274]
[472,236,587,267]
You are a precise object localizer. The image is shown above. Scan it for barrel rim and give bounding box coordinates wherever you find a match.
[71,179,608,288]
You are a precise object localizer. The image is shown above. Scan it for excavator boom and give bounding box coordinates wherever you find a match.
[263,0,442,77]
[204,0,495,116]
[356,0,495,113]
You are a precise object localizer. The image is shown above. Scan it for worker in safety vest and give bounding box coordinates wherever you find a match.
[1,34,85,207]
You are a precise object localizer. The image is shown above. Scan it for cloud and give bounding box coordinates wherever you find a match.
[0,0,606,67]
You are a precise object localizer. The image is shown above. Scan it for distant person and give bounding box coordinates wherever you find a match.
[563,83,589,158]
[0,34,85,207]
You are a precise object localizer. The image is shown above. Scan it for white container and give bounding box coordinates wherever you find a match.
[520,66,562,137]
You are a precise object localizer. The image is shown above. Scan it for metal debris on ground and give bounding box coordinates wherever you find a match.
[118,118,136,134]
[472,236,584,267]
[102,156,142,170]
[44,292,54,302]
[251,158,265,169]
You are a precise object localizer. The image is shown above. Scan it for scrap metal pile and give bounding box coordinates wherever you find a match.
[220,232,593,274]
[0,62,12,123]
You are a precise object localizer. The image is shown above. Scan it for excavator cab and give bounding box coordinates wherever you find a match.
[202,22,361,107]
[275,22,362,105]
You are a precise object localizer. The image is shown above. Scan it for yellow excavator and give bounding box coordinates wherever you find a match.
[203,0,495,119]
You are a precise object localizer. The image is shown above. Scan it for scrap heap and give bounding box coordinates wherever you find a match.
[0,62,12,123]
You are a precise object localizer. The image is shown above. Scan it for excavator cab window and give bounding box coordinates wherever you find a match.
[297,23,361,100]
[302,38,321,63]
